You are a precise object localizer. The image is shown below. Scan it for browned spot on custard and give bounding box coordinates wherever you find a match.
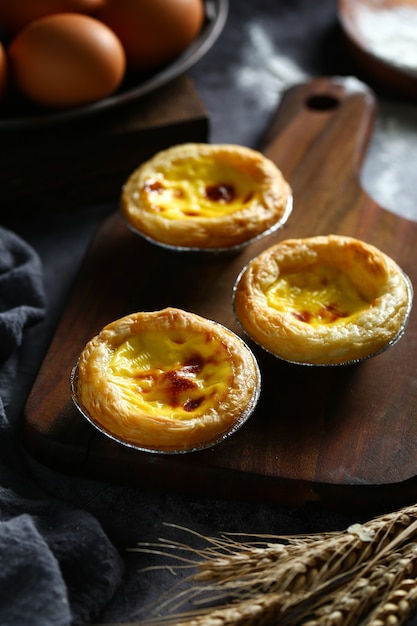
[184,397,204,412]
[158,369,199,408]
[205,183,236,203]
[137,349,227,413]
[184,355,204,373]
[138,354,207,411]
[292,310,313,323]
[144,180,165,193]
[292,304,349,324]
[319,304,349,322]
[161,370,195,391]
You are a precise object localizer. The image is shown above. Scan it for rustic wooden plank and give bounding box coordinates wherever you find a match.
[0,76,208,217]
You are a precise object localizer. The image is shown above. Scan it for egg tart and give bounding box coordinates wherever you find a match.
[71,308,261,453]
[233,235,413,366]
[121,143,292,252]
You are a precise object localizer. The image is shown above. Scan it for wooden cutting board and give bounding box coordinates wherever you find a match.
[22,77,417,513]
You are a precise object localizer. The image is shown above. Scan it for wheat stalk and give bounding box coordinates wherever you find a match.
[366,578,417,626]
[131,503,417,626]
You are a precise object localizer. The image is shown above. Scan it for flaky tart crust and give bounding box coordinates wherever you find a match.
[233,235,413,365]
[73,308,260,452]
[121,143,292,250]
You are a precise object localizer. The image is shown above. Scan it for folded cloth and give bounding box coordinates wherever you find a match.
[0,226,123,626]
[0,226,45,411]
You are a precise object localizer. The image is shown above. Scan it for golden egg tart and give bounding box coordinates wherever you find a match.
[121,143,292,252]
[233,235,413,366]
[71,308,261,453]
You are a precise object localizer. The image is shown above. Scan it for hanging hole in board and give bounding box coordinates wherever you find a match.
[305,94,340,111]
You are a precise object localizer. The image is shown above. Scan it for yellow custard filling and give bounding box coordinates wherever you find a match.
[106,329,233,420]
[141,158,258,220]
[265,265,371,325]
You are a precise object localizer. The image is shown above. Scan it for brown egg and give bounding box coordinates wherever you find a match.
[98,0,205,72]
[0,0,107,35]
[0,41,7,101]
[8,13,126,108]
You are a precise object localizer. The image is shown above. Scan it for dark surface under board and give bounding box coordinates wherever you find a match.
[22,77,417,512]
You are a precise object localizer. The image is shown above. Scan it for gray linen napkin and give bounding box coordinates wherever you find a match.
[0,226,123,626]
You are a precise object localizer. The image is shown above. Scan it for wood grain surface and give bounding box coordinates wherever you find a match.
[22,76,417,512]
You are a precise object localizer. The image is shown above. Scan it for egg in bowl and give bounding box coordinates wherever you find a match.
[121,142,292,252]
[233,235,413,366]
[71,307,261,453]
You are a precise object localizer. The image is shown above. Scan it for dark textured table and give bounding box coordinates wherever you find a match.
[3,0,417,623]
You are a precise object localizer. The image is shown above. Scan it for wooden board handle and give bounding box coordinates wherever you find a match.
[261,76,377,189]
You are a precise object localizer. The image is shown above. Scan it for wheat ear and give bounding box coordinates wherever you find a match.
[133,503,417,625]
